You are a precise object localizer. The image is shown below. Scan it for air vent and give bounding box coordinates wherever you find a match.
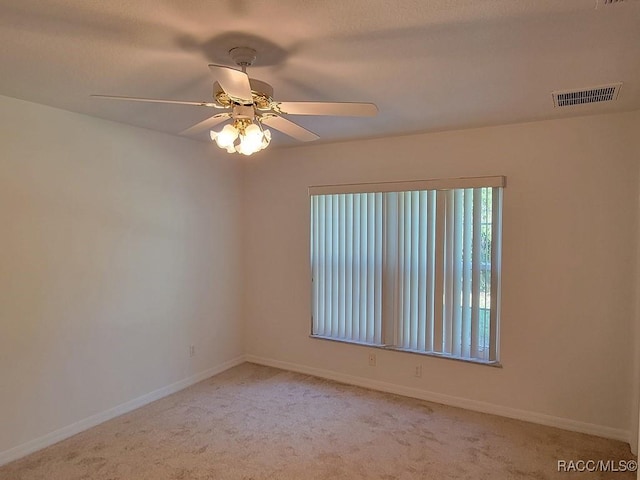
[552,83,622,108]
[595,0,624,8]
[595,0,629,10]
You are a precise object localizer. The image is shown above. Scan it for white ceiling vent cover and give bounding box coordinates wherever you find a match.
[552,83,622,107]
[595,0,625,8]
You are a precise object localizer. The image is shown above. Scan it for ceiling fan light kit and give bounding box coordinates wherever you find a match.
[93,46,378,156]
[210,118,272,155]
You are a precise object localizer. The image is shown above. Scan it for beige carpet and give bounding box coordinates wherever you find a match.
[0,363,635,479]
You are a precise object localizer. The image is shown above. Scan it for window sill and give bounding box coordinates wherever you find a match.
[309,334,502,368]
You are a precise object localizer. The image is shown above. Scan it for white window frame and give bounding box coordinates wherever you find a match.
[309,176,505,366]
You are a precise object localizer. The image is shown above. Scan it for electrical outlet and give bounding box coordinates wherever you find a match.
[414,365,422,378]
[368,353,376,366]
[189,345,195,357]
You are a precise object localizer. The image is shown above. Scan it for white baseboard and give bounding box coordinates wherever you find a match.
[245,354,630,445]
[0,355,246,467]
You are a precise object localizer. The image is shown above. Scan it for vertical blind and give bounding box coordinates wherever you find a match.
[310,177,504,363]
[310,193,384,344]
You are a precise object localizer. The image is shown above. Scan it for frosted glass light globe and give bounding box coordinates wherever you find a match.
[215,124,238,148]
[245,123,261,138]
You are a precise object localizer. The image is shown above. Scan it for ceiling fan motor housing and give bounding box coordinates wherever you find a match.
[213,78,274,109]
[231,105,254,120]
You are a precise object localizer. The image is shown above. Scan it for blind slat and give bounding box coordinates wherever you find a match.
[338,195,346,339]
[367,193,375,344]
[443,190,454,354]
[433,191,446,353]
[489,188,502,362]
[470,188,482,359]
[332,195,339,338]
[360,193,368,342]
[426,191,436,352]
[410,191,419,350]
[452,189,464,356]
[397,192,405,347]
[352,195,361,340]
[345,195,353,340]
[375,192,383,344]
[417,191,427,351]
[461,189,473,358]
[403,193,412,348]
[324,195,332,337]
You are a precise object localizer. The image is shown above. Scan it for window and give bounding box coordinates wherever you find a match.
[309,176,504,364]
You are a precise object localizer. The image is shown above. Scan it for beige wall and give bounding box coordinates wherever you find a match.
[243,111,640,438]
[0,95,244,454]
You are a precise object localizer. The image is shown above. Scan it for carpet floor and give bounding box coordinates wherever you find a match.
[0,363,635,479]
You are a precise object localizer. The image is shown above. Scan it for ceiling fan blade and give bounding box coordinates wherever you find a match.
[260,115,319,142]
[208,65,253,104]
[180,113,231,136]
[91,94,218,107]
[275,101,378,117]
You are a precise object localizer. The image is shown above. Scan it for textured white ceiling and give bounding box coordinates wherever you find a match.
[0,0,639,146]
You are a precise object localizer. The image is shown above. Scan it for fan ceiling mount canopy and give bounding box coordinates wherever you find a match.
[92,46,378,156]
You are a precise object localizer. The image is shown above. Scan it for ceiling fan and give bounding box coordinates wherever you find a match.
[92,47,378,155]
